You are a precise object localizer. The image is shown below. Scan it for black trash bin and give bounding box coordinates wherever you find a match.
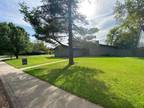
[22,57,27,65]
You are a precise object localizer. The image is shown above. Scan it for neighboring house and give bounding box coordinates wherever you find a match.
[54,40,144,57]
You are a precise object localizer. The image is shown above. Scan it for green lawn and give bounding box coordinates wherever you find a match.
[5,55,64,68]
[25,57,144,108]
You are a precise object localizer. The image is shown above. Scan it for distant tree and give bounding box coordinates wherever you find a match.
[0,22,31,59]
[32,40,48,53]
[19,0,86,65]
[23,41,34,54]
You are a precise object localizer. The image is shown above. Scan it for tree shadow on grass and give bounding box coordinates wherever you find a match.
[27,65,135,108]
[135,57,144,60]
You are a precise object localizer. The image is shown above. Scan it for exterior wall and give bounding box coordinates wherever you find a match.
[115,49,133,57]
[89,47,116,56]
[55,47,69,57]
[134,48,144,57]
[55,46,144,57]
[89,47,134,57]
[54,47,87,57]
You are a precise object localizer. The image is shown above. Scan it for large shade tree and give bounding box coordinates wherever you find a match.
[115,0,144,25]
[19,0,87,65]
[107,0,144,48]
[107,24,138,48]
[0,22,31,59]
[0,23,11,54]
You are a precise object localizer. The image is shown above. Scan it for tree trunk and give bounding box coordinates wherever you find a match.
[68,0,74,65]
[15,54,19,59]
[10,54,13,59]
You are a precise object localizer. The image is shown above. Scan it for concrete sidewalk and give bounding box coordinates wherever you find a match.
[0,61,103,108]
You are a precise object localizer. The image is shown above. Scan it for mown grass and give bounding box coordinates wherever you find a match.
[25,57,144,108]
[4,55,64,68]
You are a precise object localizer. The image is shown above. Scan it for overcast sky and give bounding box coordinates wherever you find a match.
[0,0,122,44]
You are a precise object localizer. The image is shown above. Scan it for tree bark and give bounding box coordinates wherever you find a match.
[15,54,19,59]
[68,0,74,65]
[10,54,13,59]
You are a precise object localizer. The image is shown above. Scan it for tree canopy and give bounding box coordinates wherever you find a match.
[0,22,31,58]
[19,0,85,46]
[115,0,144,25]
[107,0,144,48]
[107,25,138,49]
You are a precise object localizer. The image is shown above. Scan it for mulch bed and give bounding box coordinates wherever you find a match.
[0,79,10,108]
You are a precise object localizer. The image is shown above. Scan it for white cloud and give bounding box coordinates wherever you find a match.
[0,0,41,26]
[96,27,115,44]
[97,15,116,29]
[80,0,122,44]
[94,15,118,44]
[0,0,42,38]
